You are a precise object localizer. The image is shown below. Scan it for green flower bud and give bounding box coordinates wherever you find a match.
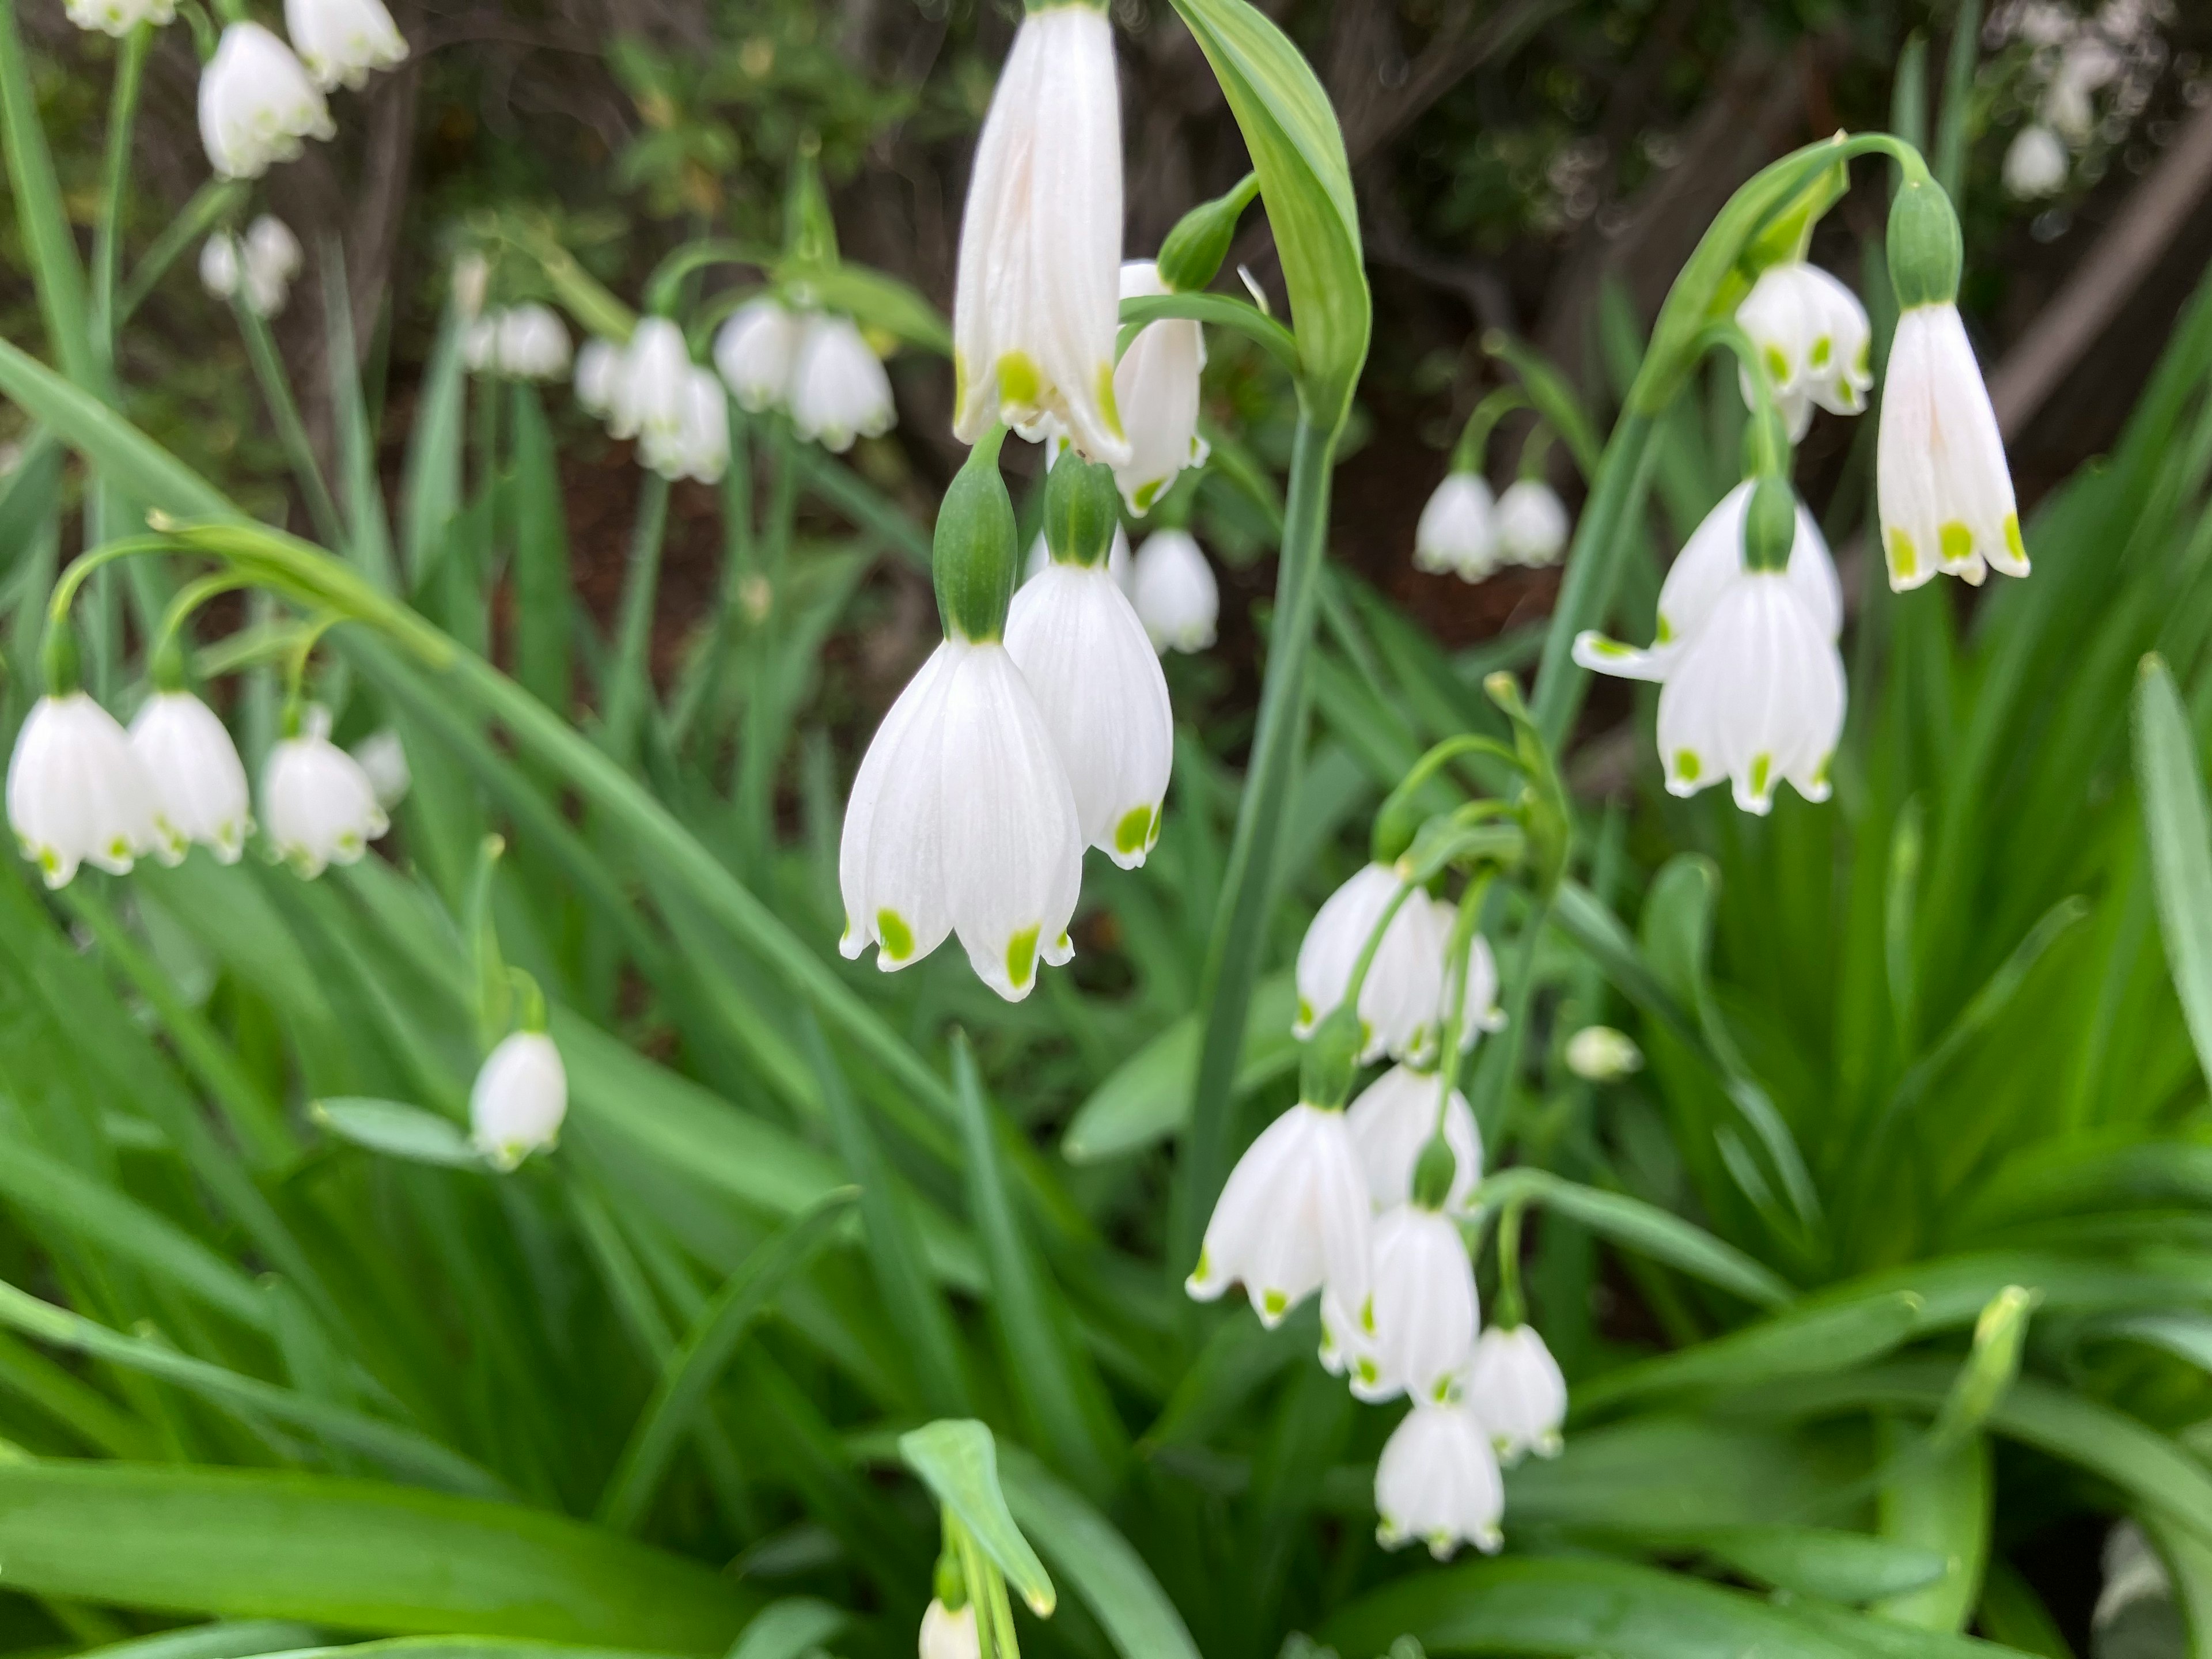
[1041,452,1122,569]
[1156,173,1260,294]
[932,426,1018,643]
[1743,475,1797,574]
[1410,1131,1457,1211]
[1299,1002,1365,1111]
[1887,177,1962,310]
[933,1547,968,1612]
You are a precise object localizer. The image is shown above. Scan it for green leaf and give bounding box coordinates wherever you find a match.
[897,1420,1055,1618]
[778,261,948,357]
[1164,0,1369,426]
[0,1461,756,1650]
[1117,292,1298,379]
[997,1446,1200,1659]
[311,1099,485,1170]
[1873,1423,1990,1631]
[1573,1290,1923,1418]
[1692,1527,1949,1604]
[75,1624,324,1659]
[723,1600,849,1659]
[2133,654,2212,1086]
[0,0,93,387]
[0,336,233,521]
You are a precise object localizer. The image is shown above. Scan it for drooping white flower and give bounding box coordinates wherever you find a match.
[462,316,498,374]
[609,317,694,445]
[494,304,572,381]
[351,728,410,810]
[640,368,730,484]
[285,0,407,90]
[1878,303,2027,591]
[2004,123,2071,199]
[1347,1204,1479,1405]
[1005,561,1172,868]
[1434,905,1507,1052]
[1187,1101,1372,1325]
[1660,573,1844,812]
[1374,1401,1505,1559]
[261,711,389,878]
[242,215,304,317]
[199,235,243,305]
[1494,479,1569,567]
[469,1031,567,1171]
[65,0,173,37]
[574,338,623,418]
[950,3,1130,467]
[1734,261,1873,441]
[1414,472,1500,581]
[789,316,896,453]
[918,1599,979,1659]
[7,693,168,888]
[1295,863,1446,1063]
[198,23,334,181]
[1026,525,1132,595]
[1131,529,1217,653]
[1564,1024,1643,1081]
[713,297,804,414]
[838,638,1081,1001]
[1346,1063,1483,1214]
[452,252,490,321]
[1466,1323,1567,1465]
[129,692,251,865]
[1109,260,1208,514]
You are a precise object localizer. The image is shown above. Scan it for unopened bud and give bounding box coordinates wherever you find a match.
[1300,1003,1366,1111]
[1887,177,1963,310]
[931,427,1018,643]
[1565,1025,1642,1082]
[1041,452,1122,570]
[1156,173,1260,294]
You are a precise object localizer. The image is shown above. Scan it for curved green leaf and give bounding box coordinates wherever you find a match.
[1574,1291,1924,1418]
[1116,292,1298,378]
[1692,1526,1949,1604]
[897,1419,1055,1617]
[312,1099,484,1169]
[724,1600,849,1659]
[998,1447,1199,1659]
[779,261,949,357]
[2133,654,2212,1086]
[75,1624,324,1659]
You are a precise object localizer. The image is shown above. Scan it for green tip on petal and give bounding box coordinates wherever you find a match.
[1005,923,1040,991]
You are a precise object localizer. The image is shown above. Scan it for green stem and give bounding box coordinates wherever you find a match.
[47,537,173,622]
[643,238,778,318]
[116,179,248,325]
[0,0,94,388]
[1494,1198,1528,1328]
[235,300,348,554]
[1170,411,1336,1281]
[1528,410,1660,749]
[90,26,149,365]
[1449,388,1527,475]
[602,472,671,766]
[1432,874,1492,1131]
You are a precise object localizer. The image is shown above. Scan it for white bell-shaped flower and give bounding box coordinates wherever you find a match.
[574,338,622,418]
[261,710,389,878]
[241,215,304,317]
[351,728,410,810]
[713,297,804,414]
[1109,260,1207,514]
[1494,479,1569,566]
[1346,1063,1483,1214]
[452,253,490,322]
[1005,563,1172,868]
[1131,529,1217,653]
[1435,906,1507,1052]
[65,0,173,36]
[1414,472,1500,581]
[1467,1323,1567,1464]
[200,235,243,305]
[2004,123,2070,199]
[469,1031,567,1171]
[285,0,407,90]
[1374,1400,1505,1559]
[7,692,168,888]
[129,692,251,865]
[918,1600,979,1659]
[1186,1100,1372,1326]
[640,369,730,484]
[1349,1203,1479,1405]
[838,638,1081,1001]
[1026,525,1132,594]
[494,304,571,381]
[950,3,1130,467]
[1564,1024,1643,1081]
[463,315,499,374]
[198,23,334,181]
[1735,262,1873,440]
[1295,863,1446,1063]
[789,316,896,453]
[1878,302,2026,591]
[609,317,693,444]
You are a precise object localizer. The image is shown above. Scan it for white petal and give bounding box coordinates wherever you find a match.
[131,692,252,863]
[261,725,389,878]
[839,642,960,970]
[1494,480,1569,566]
[1374,1401,1504,1558]
[470,1031,567,1169]
[1467,1323,1567,1464]
[1414,473,1499,581]
[1357,1205,1479,1405]
[1346,1063,1484,1213]
[714,298,804,413]
[1877,304,2024,590]
[787,316,896,453]
[1131,530,1218,653]
[1110,260,1206,513]
[1656,574,1844,813]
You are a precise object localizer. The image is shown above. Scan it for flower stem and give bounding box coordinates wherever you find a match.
[90,25,149,365]
[234,298,349,554]
[1528,409,1660,749]
[601,472,671,767]
[1170,410,1335,1282]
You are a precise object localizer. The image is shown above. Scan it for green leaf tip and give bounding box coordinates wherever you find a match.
[899,1418,1058,1617]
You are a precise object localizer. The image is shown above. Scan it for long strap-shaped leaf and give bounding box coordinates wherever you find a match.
[2133,653,2212,1084]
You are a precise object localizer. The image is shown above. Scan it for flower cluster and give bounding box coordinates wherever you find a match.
[1994,0,2166,199]
[200,217,304,320]
[574,319,729,485]
[714,298,896,454]
[1414,464,1570,586]
[1293,862,1504,1063]
[191,0,408,181]
[464,304,574,382]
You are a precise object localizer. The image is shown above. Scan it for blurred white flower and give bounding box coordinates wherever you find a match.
[1187,1100,1372,1326]
[1564,1024,1643,1082]
[199,234,243,305]
[639,368,730,484]
[130,692,251,865]
[285,0,407,90]
[1466,1323,1567,1464]
[65,0,173,36]
[1374,1400,1504,1559]
[1346,1063,1483,1214]
[1433,905,1506,1052]
[918,1599,979,1659]
[1131,529,1217,653]
[838,639,1080,1001]
[951,3,1130,467]
[574,338,623,418]
[198,23,334,181]
[470,1031,567,1171]
[2003,123,2071,199]
[1109,259,1207,514]
[1734,261,1872,440]
[241,215,304,315]
[1495,479,1569,566]
[1414,472,1500,582]
[7,692,168,888]
[350,728,410,811]
[1005,560,1172,868]
[1294,863,1445,1063]
[788,316,896,453]
[452,252,490,321]
[494,304,572,381]
[713,297,804,414]
[1347,1204,1479,1404]
[262,710,389,878]
[1878,304,2026,590]
[609,317,693,445]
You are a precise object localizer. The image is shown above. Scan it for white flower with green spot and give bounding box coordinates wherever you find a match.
[788,316,896,453]
[1494,479,1569,567]
[130,692,252,865]
[1108,260,1208,514]
[1344,1203,1479,1406]
[7,692,169,888]
[262,709,389,878]
[1467,1323,1567,1464]
[1414,472,1499,581]
[1878,303,2027,590]
[1735,261,1872,442]
[1346,1063,1483,1214]
[1374,1400,1505,1559]
[919,1599,979,1659]
[285,0,407,92]
[197,23,334,181]
[950,1,1130,467]
[714,297,804,414]
[470,1031,567,1171]
[609,317,693,445]
[1294,863,1446,1063]
[837,639,1081,1001]
[1186,1100,1372,1326]
[1131,529,1218,653]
